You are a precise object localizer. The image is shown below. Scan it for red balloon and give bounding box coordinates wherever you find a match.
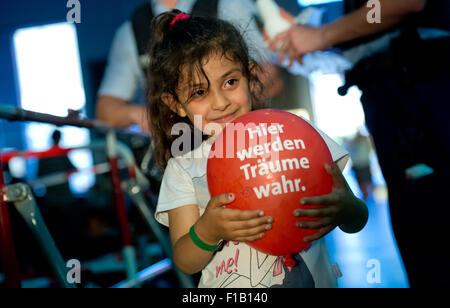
[207,109,333,257]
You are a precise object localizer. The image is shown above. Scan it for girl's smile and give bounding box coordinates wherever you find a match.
[210,108,239,124]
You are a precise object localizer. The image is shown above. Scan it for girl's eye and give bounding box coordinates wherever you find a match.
[225,79,238,88]
[192,89,205,98]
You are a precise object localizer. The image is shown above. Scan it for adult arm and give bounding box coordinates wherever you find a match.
[270,0,427,64]
[95,22,150,132]
[96,96,150,132]
[322,0,427,48]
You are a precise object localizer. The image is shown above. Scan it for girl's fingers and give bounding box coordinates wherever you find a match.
[233,223,271,239]
[295,217,333,229]
[303,225,336,242]
[293,205,338,218]
[226,216,273,242]
[209,193,236,208]
[234,232,266,243]
[224,208,265,221]
[300,192,340,206]
[230,216,273,231]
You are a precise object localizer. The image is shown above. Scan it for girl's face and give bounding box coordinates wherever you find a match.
[164,53,252,135]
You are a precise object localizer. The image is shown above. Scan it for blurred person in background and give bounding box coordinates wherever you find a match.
[268,0,450,287]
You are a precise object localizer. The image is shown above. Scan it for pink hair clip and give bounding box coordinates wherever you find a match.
[170,12,191,27]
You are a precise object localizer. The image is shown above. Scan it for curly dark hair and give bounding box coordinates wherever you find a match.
[147,10,264,170]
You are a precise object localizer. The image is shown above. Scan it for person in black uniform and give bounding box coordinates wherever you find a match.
[268,0,450,287]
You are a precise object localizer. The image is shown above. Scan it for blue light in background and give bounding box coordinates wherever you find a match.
[298,0,342,6]
[13,22,94,195]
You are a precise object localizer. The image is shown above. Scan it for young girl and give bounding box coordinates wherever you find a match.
[148,10,368,288]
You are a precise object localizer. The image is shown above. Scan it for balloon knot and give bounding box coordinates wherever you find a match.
[283,255,296,267]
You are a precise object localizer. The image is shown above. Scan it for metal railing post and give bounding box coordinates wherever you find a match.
[0,162,21,288]
[5,183,76,288]
[106,130,138,283]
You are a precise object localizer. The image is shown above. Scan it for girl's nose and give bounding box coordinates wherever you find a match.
[211,92,231,111]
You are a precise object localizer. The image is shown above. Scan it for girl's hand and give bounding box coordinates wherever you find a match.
[293,163,368,242]
[195,193,273,245]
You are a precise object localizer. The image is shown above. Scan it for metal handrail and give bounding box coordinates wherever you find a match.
[0,105,194,288]
[0,104,149,139]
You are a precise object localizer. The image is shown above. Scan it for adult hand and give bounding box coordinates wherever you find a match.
[130,104,152,135]
[268,8,327,66]
[96,95,152,135]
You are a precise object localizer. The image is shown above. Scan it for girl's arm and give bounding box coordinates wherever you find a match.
[169,193,273,275]
[168,204,214,275]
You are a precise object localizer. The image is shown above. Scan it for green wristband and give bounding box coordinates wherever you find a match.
[189,224,220,252]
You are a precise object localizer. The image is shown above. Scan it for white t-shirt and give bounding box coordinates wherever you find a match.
[155,125,349,288]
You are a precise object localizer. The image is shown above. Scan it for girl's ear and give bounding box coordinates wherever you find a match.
[161,93,187,117]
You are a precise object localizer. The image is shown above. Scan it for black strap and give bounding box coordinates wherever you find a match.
[131,3,154,57]
[342,0,367,15]
[413,0,450,32]
[131,0,219,58]
[191,0,219,19]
